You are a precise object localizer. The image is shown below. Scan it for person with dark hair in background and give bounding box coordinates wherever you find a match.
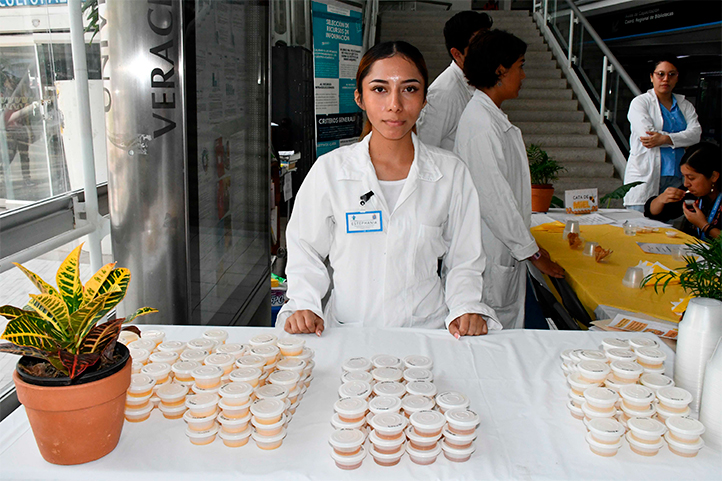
[454,30,564,330]
[644,142,720,240]
[279,41,500,338]
[416,11,493,151]
[623,56,701,211]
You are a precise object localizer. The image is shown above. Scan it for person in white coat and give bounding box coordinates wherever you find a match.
[279,41,500,338]
[623,57,701,211]
[416,11,492,151]
[454,30,564,330]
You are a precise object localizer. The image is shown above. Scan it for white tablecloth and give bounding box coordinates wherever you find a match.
[0,326,718,480]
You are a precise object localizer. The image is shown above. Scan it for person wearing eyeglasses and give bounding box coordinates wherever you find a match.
[623,56,701,211]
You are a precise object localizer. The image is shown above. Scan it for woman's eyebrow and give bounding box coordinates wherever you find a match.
[368,78,421,84]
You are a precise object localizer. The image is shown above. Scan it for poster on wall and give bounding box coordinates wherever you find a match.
[312,0,364,157]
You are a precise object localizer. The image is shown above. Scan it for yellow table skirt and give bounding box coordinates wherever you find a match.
[531,223,695,323]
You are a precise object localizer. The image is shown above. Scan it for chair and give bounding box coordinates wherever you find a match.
[528,274,581,330]
[548,277,594,328]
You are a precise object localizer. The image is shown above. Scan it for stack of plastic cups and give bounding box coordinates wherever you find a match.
[229,367,262,390]
[301,358,315,389]
[640,373,674,393]
[184,393,220,445]
[203,328,228,346]
[180,348,208,364]
[171,360,201,387]
[156,382,189,420]
[441,408,478,463]
[406,381,437,399]
[368,412,408,466]
[329,429,367,470]
[128,348,149,374]
[700,338,722,450]
[157,340,186,356]
[609,361,644,385]
[566,373,602,419]
[404,410,444,465]
[205,353,235,385]
[582,387,619,427]
[368,395,402,426]
[618,385,656,427]
[665,416,706,457]
[235,355,266,386]
[141,362,172,408]
[585,418,625,457]
[148,350,179,366]
[140,329,165,349]
[333,397,369,435]
[626,417,667,456]
[250,398,287,450]
[655,386,692,423]
[401,395,435,418]
[250,345,280,368]
[125,373,156,422]
[191,364,223,396]
[275,358,306,403]
[635,347,667,374]
[215,342,246,360]
[217,382,253,447]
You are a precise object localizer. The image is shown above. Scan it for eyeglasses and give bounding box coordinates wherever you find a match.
[654,71,678,79]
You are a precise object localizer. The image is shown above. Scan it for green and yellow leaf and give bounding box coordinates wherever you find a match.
[82,262,117,306]
[12,263,59,297]
[27,294,72,344]
[92,268,130,313]
[56,244,84,313]
[125,307,158,324]
[0,305,28,321]
[80,318,123,354]
[69,294,108,348]
[1,315,59,352]
[0,342,50,360]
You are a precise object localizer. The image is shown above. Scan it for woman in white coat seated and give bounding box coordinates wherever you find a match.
[278,41,501,338]
[454,30,564,330]
[623,57,701,211]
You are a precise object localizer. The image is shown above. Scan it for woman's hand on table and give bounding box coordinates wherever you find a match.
[530,255,565,278]
[640,131,672,149]
[448,313,488,339]
[285,310,325,336]
[682,200,708,228]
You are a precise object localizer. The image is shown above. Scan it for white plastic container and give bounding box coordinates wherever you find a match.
[119,330,140,345]
[401,395,435,417]
[601,338,631,352]
[248,333,278,348]
[331,413,365,430]
[373,381,406,398]
[368,442,405,466]
[342,357,372,373]
[442,425,476,450]
[445,408,480,435]
[183,409,219,431]
[124,404,153,423]
[128,339,157,353]
[664,432,705,457]
[330,445,366,470]
[567,400,584,420]
[583,387,618,413]
[191,365,224,389]
[180,349,208,363]
[219,382,253,406]
[334,397,368,424]
[276,336,305,357]
[252,428,287,450]
[249,345,280,365]
[185,393,220,417]
[609,361,643,384]
[127,373,157,398]
[619,384,655,411]
[156,382,189,408]
[171,360,201,383]
[250,398,285,424]
[581,402,616,421]
[409,410,446,437]
[368,429,406,454]
[369,412,408,440]
[402,368,433,383]
[185,423,219,445]
[157,340,186,355]
[215,342,245,359]
[251,413,287,436]
[665,416,705,444]
[370,354,403,369]
[655,405,690,423]
[158,402,187,420]
[218,426,252,447]
[328,428,365,456]
[235,355,266,370]
[584,431,622,457]
[229,367,262,387]
[268,370,300,390]
[440,440,475,462]
[407,442,442,465]
[640,373,674,392]
[255,384,289,401]
[149,350,179,366]
[186,338,217,352]
[276,358,306,374]
[406,425,442,450]
[635,347,667,370]
[605,348,637,363]
[217,412,251,433]
[578,350,608,363]
[406,381,437,398]
[140,329,165,346]
[627,417,666,443]
[567,372,601,395]
[568,389,585,408]
[369,395,402,415]
[338,381,372,400]
[586,418,624,444]
[204,353,236,375]
[625,431,664,456]
[436,391,470,414]
[404,355,433,370]
[202,329,228,345]
[656,386,693,413]
[341,370,373,384]
[630,337,659,350]
[372,367,403,383]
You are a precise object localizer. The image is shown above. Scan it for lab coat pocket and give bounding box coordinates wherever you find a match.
[414,225,446,280]
[483,262,520,310]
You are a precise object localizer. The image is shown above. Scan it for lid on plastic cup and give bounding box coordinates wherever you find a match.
[577,361,610,378]
[635,347,667,363]
[192,365,224,380]
[583,387,618,407]
[235,355,266,369]
[119,330,140,345]
[331,413,365,430]
[663,432,705,451]
[578,350,607,362]
[640,373,674,391]
[606,348,637,362]
[568,349,585,363]
[373,381,406,398]
[410,410,446,431]
[403,368,433,383]
[268,370,300,386]
[292,348,314,362]
[587,418,624,438]
[328,428,365,449]
[665,416,705,436]
[158,340,186,353]
[215,342,245,356]
[186,338,216,351]
[404,355,433,370]
[334,397,368,417]
[202,329,228,342]
[560,349,574,362]
[251,427,287,444]
[436,391,470,411]
[330,444,367,464]
[128,347,151,363]
[566,400,584,416]
[185,423,219,440]
[610,361,643,377]
[172,360,201,376]
[219,382,253,399]
[125,404,154,416]
[277,336,305,350]
[218,412,251,426]
[128,339,156,351]
[255,384,289,400]
[218,425,253,441]
[406,381,437,398]
[627,417,666,437]
[156,382,189,399]
[276,358,306,372]
[601,338,630,351]
[368,429,407,448]
[402,395,435,412]
[619,384,655,403]
[625,431,664,450]
[656,386,693,407]
[185,393,220,410]
[149,351,179,364]
[440,439,476,456]
[629,337,659,350]
[342,357,372,372]
[370,354,402,369]
[338,381,372,399]
[229,367,262,382]
[141,362,171,378]
[406,441,442,458]
[444,409,479,429]
[341,371,373,384]
[250,398,285,419]
[619,401,656,418]
[180,349,208,362]
[584,431,622,450]
[141,329,165,342]
[372,367,403,382]
[369,412,408,433]
[369,395,402,414]
[205,353,235,367]
[250,345,280,357]
[129,373,157,393]
[249,333,278,347]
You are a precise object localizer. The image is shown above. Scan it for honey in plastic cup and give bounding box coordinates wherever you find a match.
[373,381,406,398]
[585,431,622,456]
[252,427,287,450]
[255,384,289,402]
[369,395,402,416]
[406,425,442,450]
[218,411,251,433]
[435,391,470,414]
[368,430,405,455]
[566,400,584,420]
[128,339,157,353]
[141,362,172,385]
[157,340,186,355]
[156,382,189,408]
[276,358,306,374]
[185,423,219,446]
[665,416,705,444]
[372,367,404,383]
[338,380,372,400]
[119,330,140,346]
[605,348,637,363]
[583,387,618,414]
[664,432,705,457]
[441,426,476,450]
[586,418,624,444]
[402,394,435,418]
[601,338,630,352]
[629,337,659,350]
[215,342,246,360]
[410,409,446,437]
[268,370,300,391]
[229,367,262,387]
[627,417,666,444]
[219,425,252,447]
[369,412,408,440]
[640,373,674,392]
[171,360,201,383]
[440,439,475,462]
[252,413,287,436]
[248,333,278,348]
[203,328,228,344]
[577,361,611,383]
[249,345,280,365]
[159,402,187,420]
[129,348,151,365]
[219,398,251,419]
[140,329,165,346]
[634,347,666,370]
[127,373,157,398]
[219,381,253,405]
[205,353,236,376]
[656,386,693,413]
[609,361,643,384]
[185,393,220,418]
[192,365,224,389]
[124,404,153,423]
[125,392,152,409]
[250,398,285,424]
[626,431,664,456]
[180,349,209,363]
[369,442,405,466]
[334,397,368,424]
[407,441,442,465]
[277,336,305,357]
[186,338,217,353]
[331,413,366,431]
[444,408,479,435]
[619,384,655,411]
[404,355,433,370]
[330,445,366,470]
[149,350,179,365]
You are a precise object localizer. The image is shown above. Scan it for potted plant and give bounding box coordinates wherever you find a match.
[527,144,565,213]
[0,244,156,465]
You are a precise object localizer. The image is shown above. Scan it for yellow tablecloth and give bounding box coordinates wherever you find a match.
[531,223,695,323]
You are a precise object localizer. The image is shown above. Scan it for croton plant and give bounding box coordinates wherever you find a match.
[0,244,156,379]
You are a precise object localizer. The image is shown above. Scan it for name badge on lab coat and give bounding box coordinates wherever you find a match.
[346,211,383,233]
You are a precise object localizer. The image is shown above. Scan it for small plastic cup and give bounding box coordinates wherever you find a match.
[148,351,179,366]
[156,382,189,408]
[583,387,618,414]
[250,398,285,424]
[435,391,470,414]
[440,439,475,462]
[131,361,143,374]
[334,397,368,424]
[249,345,280,365]
[627,417,666,444]
[219,398,251,418]
[158,402,187,420]
[128,339,157,352]
[202,329,228,344]
[563,219,580,239]
[373,381,406,398]
[403,368,433,383]
[640,373,674,392]
[140,329,165,346]
[328,428,365,456]
[626,431,664,456]
[252,428,287,450]
[581,402,616,421]
[577,361,611,383]
[368,432,406,456]
[369,395,402,415]
[185,423,219,445]
[665,416,705,444]
[249,333,278,348]
[191,383,220,395]
[219,425,252,447]
[568,389,585,408]
[655,405,690,423]
[219,382,253,406]
[338,381,372,400]
[406,425,442,450]
[619,384,655,411]
[125,404,153,423]
[183,409,220,431]
[402,395,435,418]
[205,353,236,376]
[445,408,479,435]
[342,357,372,373]
[192,365,224,389]
[128,373,157,398]
[185,393,220,418]
[218,411,251,433]
[186,338,217,352]
[129,348,151,365]
[605,348,637,364]
[567,372,601,395]
[623,222,636,236]
[664,432,705,457]
[141,362,172,385]
[620,402,656,421]
[215,342,246,360]
[404,355,433,370]
[341,370,373,384]
[119,330,140,345]
[442,426,476,450]
[407,442,442,465]
[371,354,403,369]
[330,445,366,470]
[229,367,262,387]
[331,413,365,431]
[410,409,446,437]
[276,336,305,357]
[263,362,278,375]
[372,367,404,383]
[630,338,659,350]
[268,370,300,390]
[609,361,643,384]
[406,381,437,398]
[623,267,645,288]
[634,347,667,370]
[369,412,408,440]
[255,384,289,401]
[585,431,622,456]
[303,375,314,388]
[603,377,625,393]
[577,350,607,363]
[656,387,693,413]
[586,418,624,444]
[158,340,186,354]
[150,395,161,408]
[126,392,151,409]
[276,357,306,374]
[180,349,209,363]
[252,413,287,436]
[601,338,631,352]
[171,360,201,383]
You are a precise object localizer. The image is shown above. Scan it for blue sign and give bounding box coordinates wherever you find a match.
[0,0,67,7]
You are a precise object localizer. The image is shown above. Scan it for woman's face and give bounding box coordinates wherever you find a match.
[681,163,719,197]
[650,61,678,97]
[355,55,425,141]
[497,56,526,101]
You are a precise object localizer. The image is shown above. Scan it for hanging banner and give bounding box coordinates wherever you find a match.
[312,0,364,157]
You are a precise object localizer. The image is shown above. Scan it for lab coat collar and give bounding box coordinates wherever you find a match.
[473,90,515,132]
[646,88,686,105]
[449,61,476,97]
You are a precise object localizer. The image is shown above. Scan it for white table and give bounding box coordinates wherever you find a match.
[0,326,718,480]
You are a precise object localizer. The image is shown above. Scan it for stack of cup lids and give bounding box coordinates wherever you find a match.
[441,408,479,463]
[191,365,223,395]
[585,418,625,457]
[619,385,656,423]
[171,360,200,386]
[156,382,189,420]
[634,347,667,374]
[368,412,408,466]
[184,393,220,445]
[664,416,705,457]
[125,373,156,422]
[581,387,619,423]
[626,417,666,456]
[328,429,367,470]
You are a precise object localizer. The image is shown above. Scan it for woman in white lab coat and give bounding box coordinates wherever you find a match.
[623,57,701,211]
[454,30,564,330]
[278,41,500,338]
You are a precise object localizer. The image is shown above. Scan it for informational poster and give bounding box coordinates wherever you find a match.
[312,0,364,157]
[565,188,598,214]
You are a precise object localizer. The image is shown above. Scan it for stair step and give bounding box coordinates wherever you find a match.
[505,98,577,111]
[507,110,584,122]
[557,161,615,178]
[515,121,591,135]
[524,134,598,148]
[522,67,561,78]
[522,78,567,89]
[543,147,607,163]
[555,178,623,196]
[517,88,573,100]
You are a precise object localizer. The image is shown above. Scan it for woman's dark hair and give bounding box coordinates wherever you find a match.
[649,55,679,75]
[463,30,527,90]
[444,11,493,59]
[680,142,721,187]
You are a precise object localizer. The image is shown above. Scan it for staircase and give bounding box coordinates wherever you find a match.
[378,9,623,196]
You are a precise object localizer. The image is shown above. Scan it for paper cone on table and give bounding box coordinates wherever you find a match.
[672,294,694,314]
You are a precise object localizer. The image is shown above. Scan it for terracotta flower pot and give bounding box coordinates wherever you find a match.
[13,347,131,465]
[531,184,555,213]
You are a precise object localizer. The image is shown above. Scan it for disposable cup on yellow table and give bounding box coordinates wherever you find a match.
[583,242,599,257]
[563,220,581,239]
[622,267,645,288]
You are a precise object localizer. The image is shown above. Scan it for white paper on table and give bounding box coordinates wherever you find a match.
[547,212,615,225]
[618,217,672,228]
[635,260,674,278]
[530,213,560,227]
[608,313,679,339]
[636,242,679,255]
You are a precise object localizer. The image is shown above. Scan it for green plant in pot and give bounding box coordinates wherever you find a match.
[0,244,156,465]
[527,144,565,213]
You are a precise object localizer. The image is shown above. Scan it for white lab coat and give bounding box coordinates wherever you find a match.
[623,89,701,206]
[417,61,475,151]
[454,90,539,330]
[277,132,501,331]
